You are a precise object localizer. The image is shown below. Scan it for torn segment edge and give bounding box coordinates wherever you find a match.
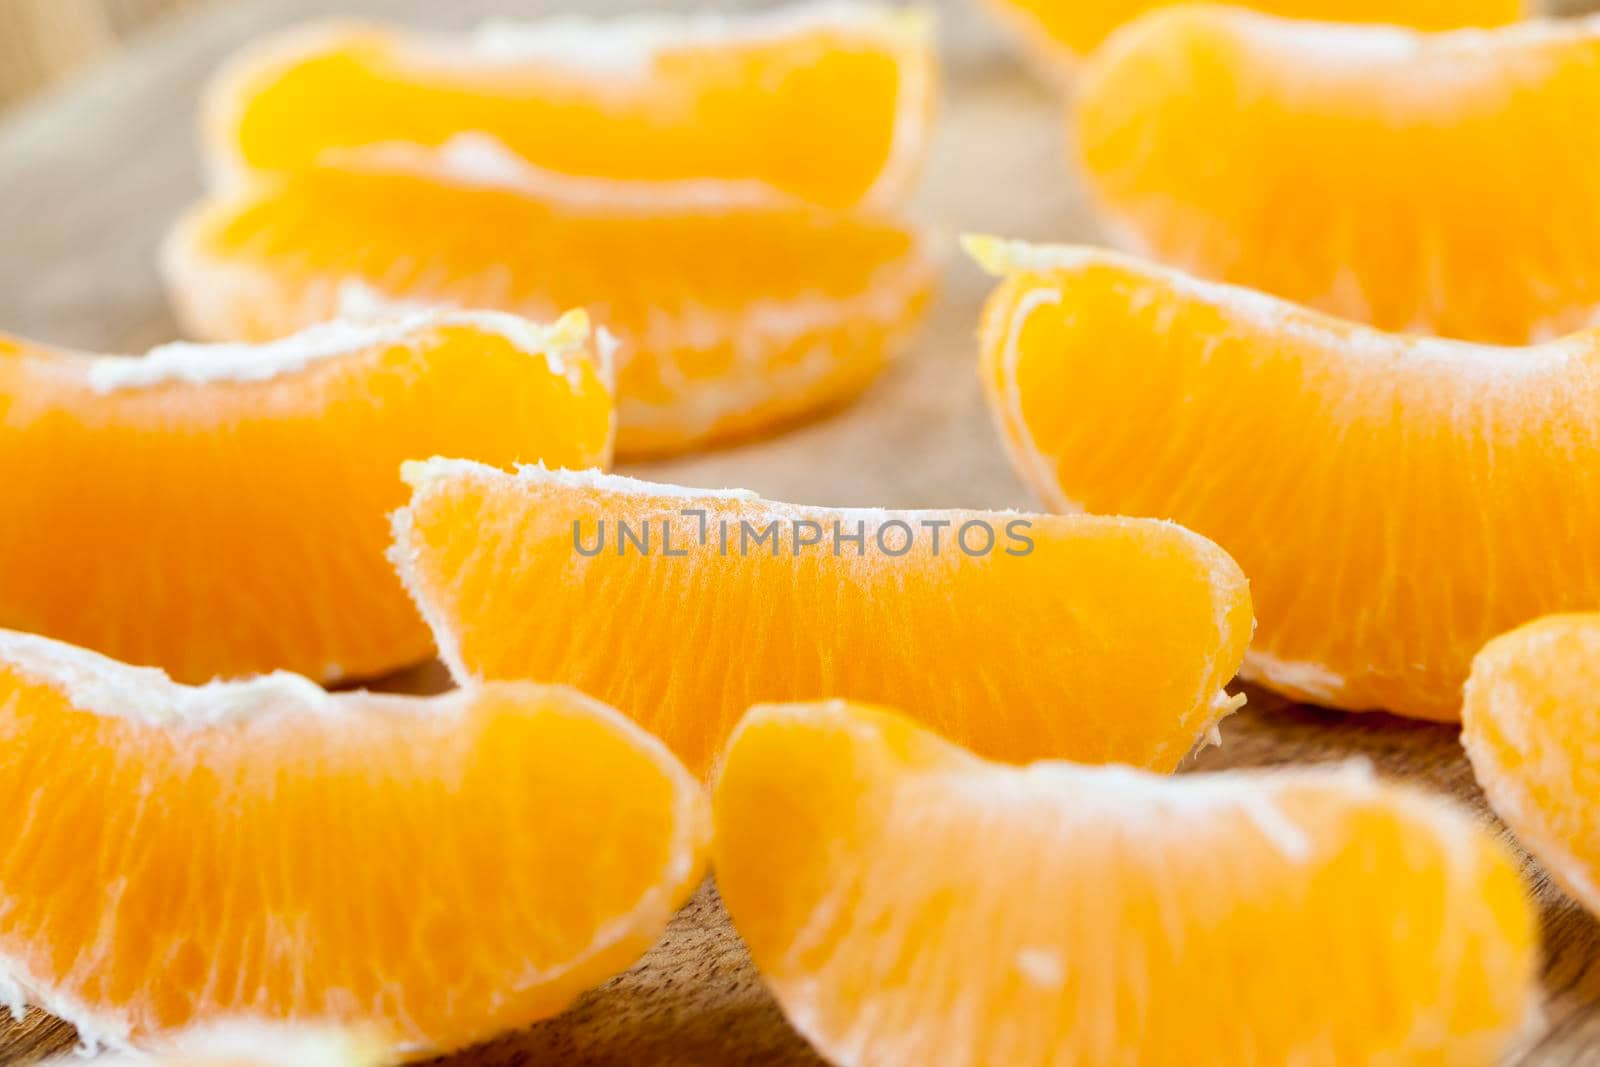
[83,307,598,393]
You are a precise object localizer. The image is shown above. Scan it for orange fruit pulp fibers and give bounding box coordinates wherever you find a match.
[0,310,610,684]
[164,155,934,458]
[1076,8,1600,344]
[972,237,1600,721]
[391,458,1252,779]
[1464,613,1600,918]
[0,630,707,1059]
[714,700,1537,1067]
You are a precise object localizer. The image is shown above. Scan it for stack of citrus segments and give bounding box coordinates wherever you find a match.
[168,4,941,457]
[14,0,1600,1063]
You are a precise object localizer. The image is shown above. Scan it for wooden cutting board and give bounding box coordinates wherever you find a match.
[1,0,1598,1062]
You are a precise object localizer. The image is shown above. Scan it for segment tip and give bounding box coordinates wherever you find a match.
[960,233,1011,276]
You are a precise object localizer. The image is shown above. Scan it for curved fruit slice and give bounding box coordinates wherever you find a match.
[0,631,707,1057]
[0,309,610,684]
[1076,8,1600,344]
[391,458,1253,778]
[972,237,1600,720]
[714,700,1536,1067]
[163,155,934,457]
[205,4,935,210]
[987,0,1519,71]
[1464,613,1600,917]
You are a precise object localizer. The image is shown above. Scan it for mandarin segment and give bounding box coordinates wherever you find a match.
[205,5,935,210]
[390,459,1252,779]
[0,311,610,684]
[163,158,934,457]
[0,631,707,1058]
[987,0,1519,69]
[713,701,1537,1067]
[1076,8,1600,344]
[972,239,1600,720]
[1464,614,1600,915]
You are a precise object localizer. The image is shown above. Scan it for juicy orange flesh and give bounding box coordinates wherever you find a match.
[0,671,700,1052]
[714,702,1536,1067]
[221,21,922,209]
[1464,614,1600,913]
[167,167,933,456]
[979,253,1600,719]
[1003,0,1519,62]
[0,324,610,683]
[1077,9,1600,345]
[395,465,1252,778]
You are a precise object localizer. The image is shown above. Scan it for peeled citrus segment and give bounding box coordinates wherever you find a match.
[972,238,1600,720]
[1464,614,1600,917]
[0,631,708,1058]
[205,4,934,211]
[391,458,1253,779]
[989,0,1519,69]
[163,158,933,457]
[0,310,610,685]
[714,700,1537,1067]
[1076,8,1598,344]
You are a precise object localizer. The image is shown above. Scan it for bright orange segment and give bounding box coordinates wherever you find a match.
[1076,8,1599,344]
[164,161,933,457]
[714,701,1536,1067]
[206,5,935,210]
[972,239,1600,720]
[391,459,1253,779]
[0,311,610,684]
[988,0,1519,68]
[1464,614,1600,917]
[0,631,707,1058]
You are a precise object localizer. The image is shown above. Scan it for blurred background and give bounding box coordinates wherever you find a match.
[3,0,1597,112]
[0,0,204,107]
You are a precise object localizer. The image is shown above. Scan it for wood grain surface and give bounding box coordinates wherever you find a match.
[0,0,114,107]
[0,0,212,108]
[1,0,1598,1063]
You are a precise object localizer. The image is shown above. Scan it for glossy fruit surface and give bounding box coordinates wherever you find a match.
[165,158,933,456]
[714,700,1536,1067]
[1077,8,1598,343]
[973,238,1600,719]
[207,5,935,209]
[0,310,610,683]
[392,459,1252,778]
[0,631,706,1057]
[1464,613,1600,917]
